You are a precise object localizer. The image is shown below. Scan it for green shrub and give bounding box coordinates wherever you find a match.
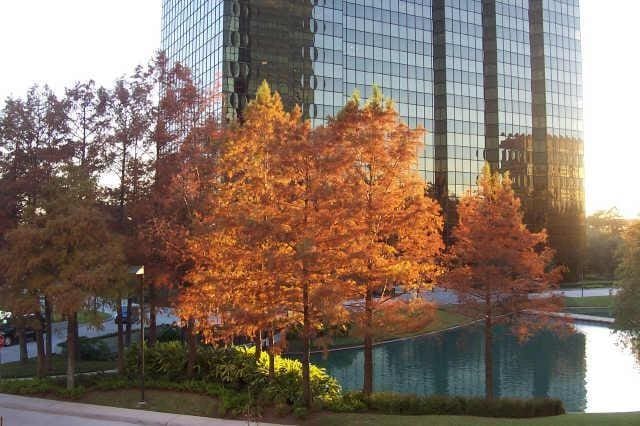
[58,337,112,361]
[0,378,59,395]
[332,392,565,418]
[293,406,309,419]
[126,341,187,381]
[157,325,182,342]
[124,342,341,406]
[217,388,251,416]
[254,349,341,405]
[54,386,86,400]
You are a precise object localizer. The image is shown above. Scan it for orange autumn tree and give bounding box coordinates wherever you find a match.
[443,164,566,399]
[178,82,312,379]
[143,119,223,375]
[181,82,354,407]
[329,88,445,395]
[274,100,356,408]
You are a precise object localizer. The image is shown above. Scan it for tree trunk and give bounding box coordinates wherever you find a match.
[116,303,125,374]
[302,280,312,408]
[268,328,275,378]
[484,314,494,400]
[125,298,132,346]
[254,330,262,361]
[186,318,197,379]
[66,313,78,390]
[45,298,53,371]
[36,328,46,378]
[18,326,28,364]
[73,313,80,362]
[363,285,374,395]
[148,284,157,346]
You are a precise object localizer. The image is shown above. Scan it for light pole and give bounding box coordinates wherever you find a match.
[129,265,145,406]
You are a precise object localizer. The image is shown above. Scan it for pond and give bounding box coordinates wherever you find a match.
[312,323,640,413]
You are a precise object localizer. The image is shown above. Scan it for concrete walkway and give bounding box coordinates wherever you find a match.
[0,394,287,426]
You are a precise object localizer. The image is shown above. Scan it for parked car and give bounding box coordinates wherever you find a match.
[114,304,140,326]
[0,311,38,347]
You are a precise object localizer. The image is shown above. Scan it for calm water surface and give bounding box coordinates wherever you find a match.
[312,323,640,412]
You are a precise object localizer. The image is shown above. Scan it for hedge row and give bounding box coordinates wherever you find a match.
[329,392,565,418]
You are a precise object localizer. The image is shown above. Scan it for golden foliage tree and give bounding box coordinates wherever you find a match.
[443,165,565,399]
[179,82,353,406]
[326,88,444,395]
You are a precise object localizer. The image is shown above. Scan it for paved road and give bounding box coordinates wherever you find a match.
[0,308,177,364]
[419,286,618,305]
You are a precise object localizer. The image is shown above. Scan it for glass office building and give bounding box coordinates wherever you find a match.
[162,0,585,278]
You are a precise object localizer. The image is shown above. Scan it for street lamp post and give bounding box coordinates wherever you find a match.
[129,265,145,406]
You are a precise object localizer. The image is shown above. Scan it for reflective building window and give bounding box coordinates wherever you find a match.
[161,0,586,277]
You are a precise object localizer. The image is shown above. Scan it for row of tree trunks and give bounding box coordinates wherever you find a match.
[66,312,78,389]
[45,297,53,371]
[18,325,28,363]
[254,330,262,361]
[301,279,312,408]
[363,286,374,396]
[125,297,132,346]
[268,328,275,378]
[116,304,125,374]
[148,284,157,346]
[35,328,45,378]
[186,318,197,378]
[20,297,55,375]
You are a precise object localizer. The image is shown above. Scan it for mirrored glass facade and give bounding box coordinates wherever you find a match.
[162,0,585,277]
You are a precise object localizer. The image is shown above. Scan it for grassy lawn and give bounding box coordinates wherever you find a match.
[80,389,220,418]
[306,412,640,426]
[287,309,471,353]
[52,310,111,325]
[560,280,615,289]
[563,296,615,317]
[0,355,116,379]
[73,388,297,424]
[564,296,613,308]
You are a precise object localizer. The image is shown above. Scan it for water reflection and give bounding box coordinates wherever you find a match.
[313,323,640,412]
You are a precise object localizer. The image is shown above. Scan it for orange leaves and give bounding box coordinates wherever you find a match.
[176,84,447,354]
[327,88,444,315]
[444,164,566,326]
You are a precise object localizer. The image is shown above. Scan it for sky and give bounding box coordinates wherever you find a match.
[0,0,638,218]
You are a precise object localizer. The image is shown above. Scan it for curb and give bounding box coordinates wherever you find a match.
[0,393,284,425]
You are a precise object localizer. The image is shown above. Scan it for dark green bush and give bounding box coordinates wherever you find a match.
[329,392,564,418]
[54,386,86,400]
[0,378,59,395]
[58,337,112,361]
[157,324,182,342]
[293,406,309,419]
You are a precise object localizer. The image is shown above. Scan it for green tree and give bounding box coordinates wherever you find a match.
[0,168,127,388]
[614,220,640,356]
[0,85,71,366]
[585,208,626,279]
